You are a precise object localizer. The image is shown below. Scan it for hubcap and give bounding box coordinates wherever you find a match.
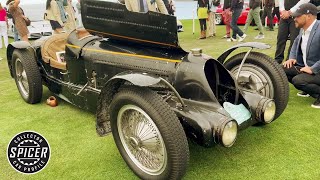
[117,105,167,175]
[15,58,29,97]
[230,64,274,98]
[216,15,222,24]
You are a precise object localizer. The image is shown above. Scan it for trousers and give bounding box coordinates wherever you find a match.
[284,66,320,98]
[274,18,299,63]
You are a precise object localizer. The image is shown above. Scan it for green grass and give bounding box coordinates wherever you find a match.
[1,20,320,179]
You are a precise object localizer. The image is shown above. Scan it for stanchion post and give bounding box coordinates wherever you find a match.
[193,9,195,34]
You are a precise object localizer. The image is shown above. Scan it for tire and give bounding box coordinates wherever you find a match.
[215,14,223,25]
[110,86,189,180]
[223,52,289,121]
[12,49,43,104]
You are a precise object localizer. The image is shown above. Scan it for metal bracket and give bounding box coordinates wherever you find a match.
[159,77,186,108]
[91,71,97,88]
[77,82,89,95]
[60,71,69,75]
[235,48,253,80]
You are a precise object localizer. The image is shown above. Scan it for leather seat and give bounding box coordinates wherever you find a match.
[41,32,70,70]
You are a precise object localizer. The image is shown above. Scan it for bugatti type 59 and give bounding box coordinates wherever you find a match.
[6,0,289,179]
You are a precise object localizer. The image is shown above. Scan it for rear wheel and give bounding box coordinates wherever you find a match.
[12,49,42,104]
[215,14,223,25]
[224,52,289,121]
[110,86,189,179]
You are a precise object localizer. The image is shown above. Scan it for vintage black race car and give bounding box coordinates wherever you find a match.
[6,0,289,179]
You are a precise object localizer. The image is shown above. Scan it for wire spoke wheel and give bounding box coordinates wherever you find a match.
[110,86,189,179]
[12,49,42,104]
[118,105,167,175]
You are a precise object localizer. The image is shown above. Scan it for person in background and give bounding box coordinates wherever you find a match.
[56,0,67,26]
[222,0,232,39]
[6,6,21,41]
[0,3,8,48]
[6,0,28,42]
[207,0,219,37]
[13,26,19,41]
[125,0,140,12]
[148,0,169,14]
[282,3,320,108]
[76,0,83,27]
[261,0,275,31]
[229,0,246,42]
[243,0,264,39]
[274,0,310,64]
[45,0,66,34]
[167,0,176,15]
[272,0,280,24]
[197,0,209,39]
[64,0,76,32]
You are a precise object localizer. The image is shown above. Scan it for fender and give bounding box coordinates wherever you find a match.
[95,71,167,136]
[6,41,33,78]
[216,42,271,64]
[6,41,32,61]
[109,71,162,86]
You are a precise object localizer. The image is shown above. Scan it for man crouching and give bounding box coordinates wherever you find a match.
[283,3,320,108]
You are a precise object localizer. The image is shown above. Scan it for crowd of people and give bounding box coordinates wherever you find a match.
[197,0,279,41]
[0,0,81,45]
[195,0,320,108]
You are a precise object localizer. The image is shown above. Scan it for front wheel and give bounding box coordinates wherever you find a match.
[12,49,43,104]
[110,86,189,180]
[224,52,289,121]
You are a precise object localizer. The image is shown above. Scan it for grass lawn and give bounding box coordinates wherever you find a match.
[1,20,320,179]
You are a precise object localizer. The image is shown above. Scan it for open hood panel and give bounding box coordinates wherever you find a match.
[81,0,180,49]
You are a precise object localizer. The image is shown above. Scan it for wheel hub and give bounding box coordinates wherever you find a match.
[15,58,29,97]
[128,136,141,150]
[231,64,274,98]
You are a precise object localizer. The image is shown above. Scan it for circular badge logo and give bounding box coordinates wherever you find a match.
[7,131,50,174]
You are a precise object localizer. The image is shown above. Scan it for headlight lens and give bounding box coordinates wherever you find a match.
[263,100,276,123]
[221,120,238,147]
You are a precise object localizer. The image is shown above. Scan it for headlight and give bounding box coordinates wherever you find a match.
[262,100,276,123]
[220,120,238,147]
[256,98,276,124]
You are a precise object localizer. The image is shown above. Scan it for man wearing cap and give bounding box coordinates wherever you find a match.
[274,0,310,64]
[283,3,320,108]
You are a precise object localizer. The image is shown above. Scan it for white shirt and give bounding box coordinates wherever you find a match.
[279,0,310,13]
[301,19,317,66]
[209,0,217,12]
[275,0,279,7]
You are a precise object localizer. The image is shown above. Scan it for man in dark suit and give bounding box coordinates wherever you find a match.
[283,3,320,108]
[274,0,310,64]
